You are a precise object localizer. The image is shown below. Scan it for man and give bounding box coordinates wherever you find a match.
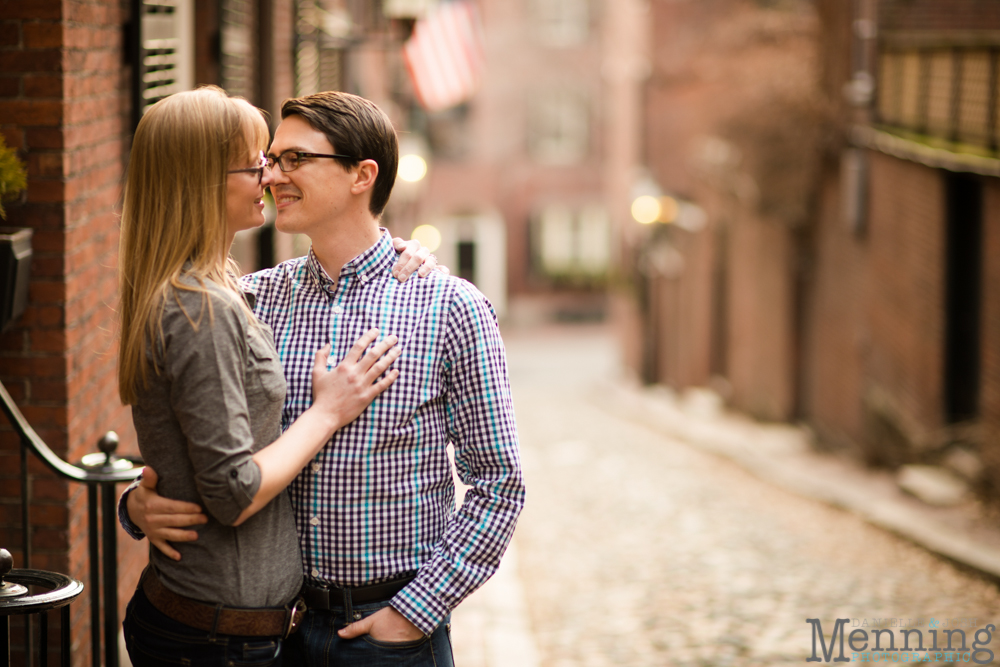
[122,92,525,665]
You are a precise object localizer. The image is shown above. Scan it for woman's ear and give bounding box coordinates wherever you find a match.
[351,159,379,194]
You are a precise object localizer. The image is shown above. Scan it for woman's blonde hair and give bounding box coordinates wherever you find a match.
[118,86,270,405]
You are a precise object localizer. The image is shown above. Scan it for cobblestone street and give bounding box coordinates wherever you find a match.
[454,323,1000,667]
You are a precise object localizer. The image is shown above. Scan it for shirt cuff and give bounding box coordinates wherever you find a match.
[117,477,146,541]
[389,578,451,636]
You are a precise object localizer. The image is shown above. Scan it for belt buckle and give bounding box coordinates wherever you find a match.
[284,597,307,638]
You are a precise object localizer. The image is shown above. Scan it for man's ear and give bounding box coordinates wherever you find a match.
[351,159,379,195]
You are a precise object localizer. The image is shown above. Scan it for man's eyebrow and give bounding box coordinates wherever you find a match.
[267,146,310,156]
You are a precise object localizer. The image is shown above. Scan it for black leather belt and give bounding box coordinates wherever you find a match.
[301,573,416,610]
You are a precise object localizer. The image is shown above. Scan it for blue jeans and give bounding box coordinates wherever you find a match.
[123,586,286,667]
[283,602,454,667]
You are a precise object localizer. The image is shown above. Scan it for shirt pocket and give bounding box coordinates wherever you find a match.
[245,325,286,404]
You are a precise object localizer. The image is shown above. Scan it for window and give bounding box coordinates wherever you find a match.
[533,204,610,279]
[528,89,589,164]
[139,0,194,114]
[877,36,1000,152]
[528,0,589,48]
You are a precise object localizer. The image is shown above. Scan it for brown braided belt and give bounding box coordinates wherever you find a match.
[141,567,306,638]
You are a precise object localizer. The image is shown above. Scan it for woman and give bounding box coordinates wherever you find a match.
[117,86,427,666]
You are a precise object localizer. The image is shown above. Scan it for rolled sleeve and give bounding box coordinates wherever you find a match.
[162,293,262,525]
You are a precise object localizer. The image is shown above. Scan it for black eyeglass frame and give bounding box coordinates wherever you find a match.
[227,151,269,185]
[265,151,362,173]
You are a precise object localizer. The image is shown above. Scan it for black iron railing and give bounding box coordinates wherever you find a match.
[0,380,142,667]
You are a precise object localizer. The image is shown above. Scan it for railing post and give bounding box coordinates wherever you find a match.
[88,484,101,667]
[102,483,120,667]
[18,442,31,667]
[1,381,142,667]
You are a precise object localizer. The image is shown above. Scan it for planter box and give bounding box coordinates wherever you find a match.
[0,227,32,334]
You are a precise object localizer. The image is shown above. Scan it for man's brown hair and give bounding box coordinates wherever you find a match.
[281,91,398,217]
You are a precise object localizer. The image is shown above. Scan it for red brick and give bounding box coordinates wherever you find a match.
[20,405,68,428]
[0,21,20,48]
[28,279,65,304]
[19,305,63,328]
[31,476,68,502]
[0,327,24,351]
[0,99,62,125]
[23,74,61,98]
[24,127,64,149]
[22,22,62,49]
[26,179,65,203]
[0,477,21,497]
[28,502,68,527]
[0,0,62,21]
[1,126,25,149]
[29,329,64,352]
[30,379,66,402]
[0,355,65,378]
[0,76,19,97]
[31,527,68,550]
[0,49,61,74]
[27,151,64,178]
[30,255,63,278]
[0,379,25,400]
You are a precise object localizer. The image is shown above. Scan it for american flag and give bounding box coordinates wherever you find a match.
[402,1,485,112]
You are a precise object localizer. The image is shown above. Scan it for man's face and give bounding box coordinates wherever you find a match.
[267,115,356,238]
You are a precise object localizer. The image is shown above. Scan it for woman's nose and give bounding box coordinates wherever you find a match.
[261,164,275,187]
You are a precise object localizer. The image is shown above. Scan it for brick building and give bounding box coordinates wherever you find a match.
[0,0,296,663]
[632,0,1000,496]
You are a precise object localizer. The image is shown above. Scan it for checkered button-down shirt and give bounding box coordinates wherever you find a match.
[239,231,524,634]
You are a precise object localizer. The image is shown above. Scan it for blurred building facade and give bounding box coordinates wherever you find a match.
[629,0,1000,497]
[399,0,649,323]
[0,0,649,662]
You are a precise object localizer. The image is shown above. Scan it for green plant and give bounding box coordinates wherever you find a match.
[0,134,27,220]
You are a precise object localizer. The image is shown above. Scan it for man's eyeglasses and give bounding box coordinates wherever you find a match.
[264,151,360,173]
[227,151,269,185]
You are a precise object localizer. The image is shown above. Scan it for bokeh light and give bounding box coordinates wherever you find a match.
[411,224,442,252]
[398,154,428,182]
[631,195,661,224]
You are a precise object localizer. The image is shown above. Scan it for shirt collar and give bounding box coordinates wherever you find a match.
[306,229,396,291]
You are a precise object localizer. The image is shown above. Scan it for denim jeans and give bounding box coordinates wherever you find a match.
[122,585,286,667]
[283,602,454,667]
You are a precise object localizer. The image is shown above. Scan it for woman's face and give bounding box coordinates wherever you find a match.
[226,148,273,239]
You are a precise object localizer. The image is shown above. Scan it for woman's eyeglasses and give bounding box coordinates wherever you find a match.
[227,151,269,185]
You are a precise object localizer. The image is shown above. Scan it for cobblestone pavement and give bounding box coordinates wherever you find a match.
[493,323,1000,667]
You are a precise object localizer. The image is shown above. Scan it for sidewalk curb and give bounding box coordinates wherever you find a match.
[603,382,1000,584]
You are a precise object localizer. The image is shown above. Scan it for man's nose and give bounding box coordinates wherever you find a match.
[266,162,289,185]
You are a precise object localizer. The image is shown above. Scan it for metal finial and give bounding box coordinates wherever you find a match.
[98,431,120,458]
[0,548,27,598]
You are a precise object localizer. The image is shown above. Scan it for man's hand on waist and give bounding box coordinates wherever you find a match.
[129,466,207,561]
[337,605,425,642]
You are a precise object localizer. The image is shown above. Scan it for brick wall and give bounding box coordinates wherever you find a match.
[638,0,816,418]
[799,166,868,452]
[0,0,146,664]
[865,153,946,434]
[977,180,1000,491]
